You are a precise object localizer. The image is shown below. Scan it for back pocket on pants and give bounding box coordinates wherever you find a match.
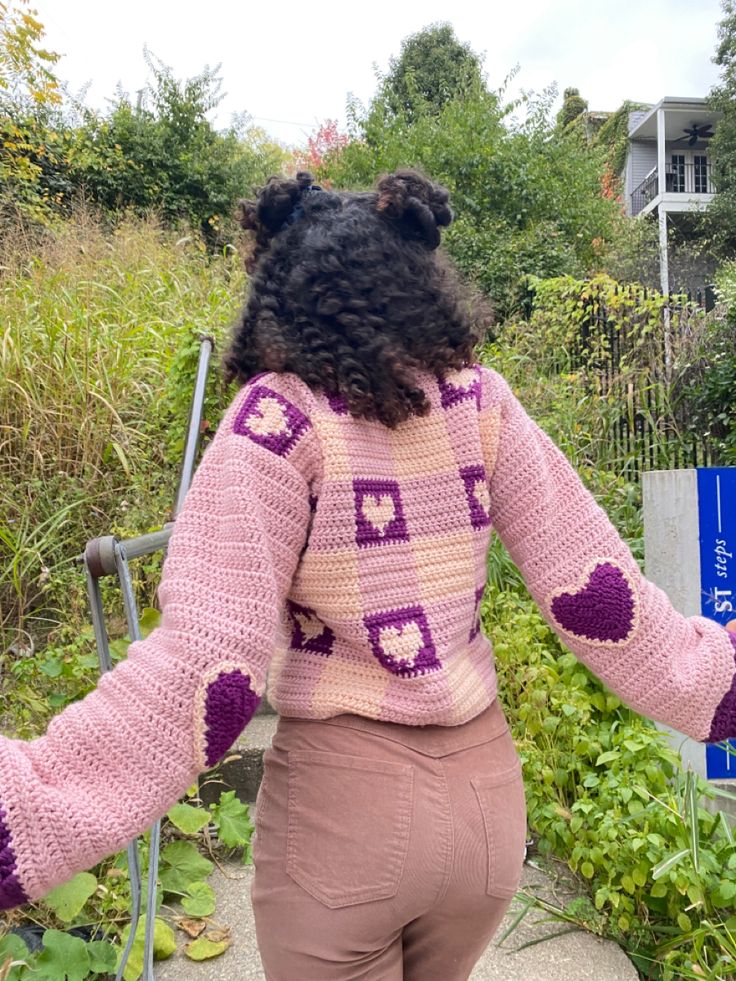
[286,749,414,908]
[471,759,527,900]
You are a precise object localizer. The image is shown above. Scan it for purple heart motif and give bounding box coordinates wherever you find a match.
[550,560,637,644]
[203,669,261,768]
[0,804,28,909]
[708,631,736,742]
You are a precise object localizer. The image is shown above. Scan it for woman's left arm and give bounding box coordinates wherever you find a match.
[481,367,736,743]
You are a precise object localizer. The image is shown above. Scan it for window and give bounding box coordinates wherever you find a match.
[694,155,709,193]
[669,154,685,193]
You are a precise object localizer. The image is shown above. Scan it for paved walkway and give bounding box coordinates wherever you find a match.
[155,858,638,981]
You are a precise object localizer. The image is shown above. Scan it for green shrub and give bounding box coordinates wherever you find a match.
[671,263,736,466]
[488,582,736,980]
[480,333,736,979]
[321,83,621,317]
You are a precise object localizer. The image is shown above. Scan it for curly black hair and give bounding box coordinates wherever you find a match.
[223,169,492,428]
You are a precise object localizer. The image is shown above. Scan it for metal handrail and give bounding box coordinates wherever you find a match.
[78,334,214,980]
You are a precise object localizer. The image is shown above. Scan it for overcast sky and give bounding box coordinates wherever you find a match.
[35,0,725,145]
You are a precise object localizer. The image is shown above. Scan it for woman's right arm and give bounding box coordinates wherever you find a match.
[0,374,320,910]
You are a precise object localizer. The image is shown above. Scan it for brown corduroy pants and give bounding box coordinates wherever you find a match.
[251,697,527,981]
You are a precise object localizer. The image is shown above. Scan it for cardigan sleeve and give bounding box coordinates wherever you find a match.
[481,367,736,744]
[0,373,320,910]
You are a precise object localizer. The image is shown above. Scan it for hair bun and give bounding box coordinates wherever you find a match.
[238,171,314,237]
[375,170,453,250]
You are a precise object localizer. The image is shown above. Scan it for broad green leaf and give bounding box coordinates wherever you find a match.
[116,916,176,981]
[677,912,692,932]
[159,840,213,895]
[43,871,98,922]
[185,936,231,961]
[712,880,736,908]
[595,751,619,766]
[0,933,31,981]
[35,930,90,981]
[166,802,211,835]
[182,881,216,918]
[39,656,63,678]
[632,867,647,888]
[108,638,130,660]
[87,940,119,973]
[209,791,253,849]
[580,861,594,879]
[620,874,635,894]
[139,607,161,637]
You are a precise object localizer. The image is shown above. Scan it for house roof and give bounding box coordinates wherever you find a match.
[629,97,722,141]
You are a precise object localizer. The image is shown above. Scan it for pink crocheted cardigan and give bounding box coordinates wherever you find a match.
[2,365,735,909]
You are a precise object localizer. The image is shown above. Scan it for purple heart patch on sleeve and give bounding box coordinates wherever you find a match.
[549,560,638,645]
[0,805,28,909]
[196,666,261,769]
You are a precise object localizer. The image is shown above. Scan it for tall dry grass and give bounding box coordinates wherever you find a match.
[0,211,244,643]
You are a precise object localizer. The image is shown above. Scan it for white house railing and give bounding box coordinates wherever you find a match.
[631,161,716,216]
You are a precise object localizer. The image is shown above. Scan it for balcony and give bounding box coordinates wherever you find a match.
[631,161,716,216]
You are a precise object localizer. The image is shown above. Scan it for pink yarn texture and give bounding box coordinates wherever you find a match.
[1,364,735,909]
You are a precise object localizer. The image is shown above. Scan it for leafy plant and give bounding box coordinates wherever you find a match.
[322,72,622,317]
[487,583,736,980]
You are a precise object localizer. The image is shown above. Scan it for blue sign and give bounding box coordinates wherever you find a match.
[697,468,736,780]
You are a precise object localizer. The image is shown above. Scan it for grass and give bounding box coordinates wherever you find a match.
[0,210,243,649]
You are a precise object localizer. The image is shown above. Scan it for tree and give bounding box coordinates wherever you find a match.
[377,23,485,122]
[323,82,621,316]
[294,118,349,177]
[0,2,63,221]
[68,56,287,241]
[706,0,736,256]
[556,87,588,130]
[0,0,59,108]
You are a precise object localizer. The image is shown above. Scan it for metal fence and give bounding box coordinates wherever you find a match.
[562,284,721,481]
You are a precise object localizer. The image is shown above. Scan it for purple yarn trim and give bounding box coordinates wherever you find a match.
[550,562,635,643]
[709,632,736,742]
[459,465,491,530]
[326,392,349,415]
[439,368,481,410]
[354,479,409,548]
[364,606,441,678]
[233,385,310,457]
[0,805,28,910]
[469,585,485,641]
[287,600,335,656]
[204,670,261,768]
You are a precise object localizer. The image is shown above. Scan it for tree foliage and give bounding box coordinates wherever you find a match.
[66,55,289,240]
[0,31,290,236]
[324,78,621,316]
[593,100,649,179]
[376,23,484,122]
[295,118,349,177]
[0,1,62,220]
[0,0,59,108]
[557,86,588,130]
[706,0,736,256]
